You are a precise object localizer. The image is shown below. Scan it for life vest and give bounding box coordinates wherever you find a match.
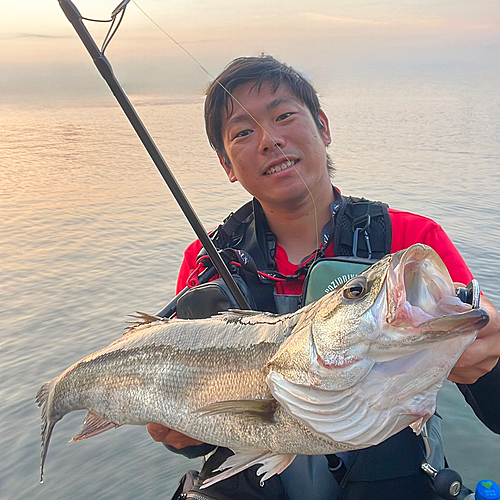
[174,189,445,499]
[182,187,392,313]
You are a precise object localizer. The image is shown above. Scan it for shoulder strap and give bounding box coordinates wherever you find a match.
[211,200,255,249]
[205,199,278,312]
[333,195,392,259]
[211,199,276,269]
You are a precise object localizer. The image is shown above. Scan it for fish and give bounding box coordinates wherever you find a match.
[36,243,489,488]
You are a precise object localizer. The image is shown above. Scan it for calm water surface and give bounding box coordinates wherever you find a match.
[1,74,499,499]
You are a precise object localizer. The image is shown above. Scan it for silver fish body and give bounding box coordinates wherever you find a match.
[37,244,489,486]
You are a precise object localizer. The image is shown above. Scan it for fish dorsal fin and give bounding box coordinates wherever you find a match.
[194,398,277,423]
[220,307,302,330]
[72,411,119,441]
[226,309,269,316]
[124,312,167,335]
[200,450,296,489]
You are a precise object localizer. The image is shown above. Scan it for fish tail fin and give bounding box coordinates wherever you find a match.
[36,379,60,483]
[200,450,296,489]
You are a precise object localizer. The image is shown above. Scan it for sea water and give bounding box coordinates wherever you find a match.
[1,73,499,499]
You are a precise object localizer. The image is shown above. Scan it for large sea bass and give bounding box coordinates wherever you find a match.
[37,244,489,487]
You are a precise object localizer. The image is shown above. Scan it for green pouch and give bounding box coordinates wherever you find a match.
[302,257,375,305]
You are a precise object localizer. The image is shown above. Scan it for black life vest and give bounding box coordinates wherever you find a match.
[205,187,392,312]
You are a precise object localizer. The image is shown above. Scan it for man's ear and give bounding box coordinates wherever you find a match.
[217,152,238,183]
[318,109,332,147]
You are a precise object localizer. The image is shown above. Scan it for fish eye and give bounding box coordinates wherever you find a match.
[343,276,369,300]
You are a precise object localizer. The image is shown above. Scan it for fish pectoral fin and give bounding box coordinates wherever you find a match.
[409,409,434,435]
[200,450,296,489]
[194,399,277,423]
[72,411,119,442]
[409,417,425,435]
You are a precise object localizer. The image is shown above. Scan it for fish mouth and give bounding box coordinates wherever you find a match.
[385,244,489,335]
[264,159,299,175]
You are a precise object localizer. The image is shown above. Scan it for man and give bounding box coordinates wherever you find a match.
[148,55,500,499]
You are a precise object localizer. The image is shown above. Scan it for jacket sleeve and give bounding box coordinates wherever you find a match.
[176,240,203,293]
[456,359,500,434]
[388,209,473,284]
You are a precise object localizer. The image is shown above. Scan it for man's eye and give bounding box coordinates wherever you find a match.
[234,129,252,139]
[276,112,293,122]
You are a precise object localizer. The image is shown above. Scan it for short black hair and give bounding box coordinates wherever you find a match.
[204,55,332,172]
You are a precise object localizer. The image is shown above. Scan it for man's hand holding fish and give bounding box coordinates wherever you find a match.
[448,292,500,384]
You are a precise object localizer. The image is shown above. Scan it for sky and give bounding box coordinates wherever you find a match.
[1,0,499,100]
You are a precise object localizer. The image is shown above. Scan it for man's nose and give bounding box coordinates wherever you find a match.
[260,129,285,153]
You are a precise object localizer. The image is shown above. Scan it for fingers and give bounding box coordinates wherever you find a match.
[146,423,203,449]
[147,423,171,442]
[448,339,499,384]
[448,295,500,384]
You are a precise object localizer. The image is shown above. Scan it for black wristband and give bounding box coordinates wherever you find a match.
[164,442,217,459]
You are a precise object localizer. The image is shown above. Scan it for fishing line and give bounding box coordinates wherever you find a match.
[131,0,321,261]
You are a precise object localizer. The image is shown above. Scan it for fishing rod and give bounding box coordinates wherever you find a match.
[58,0,251,311]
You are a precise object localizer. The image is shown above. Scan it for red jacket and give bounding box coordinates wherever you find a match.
[176,206,473,295]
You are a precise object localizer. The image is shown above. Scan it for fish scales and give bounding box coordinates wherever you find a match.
[46,326,349,455]
[37,244,490,487]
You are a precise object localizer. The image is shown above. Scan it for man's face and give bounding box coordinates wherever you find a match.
[218,82,332,209]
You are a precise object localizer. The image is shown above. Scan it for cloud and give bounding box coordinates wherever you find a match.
[0,33,73,40]
[302,12,499,31]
